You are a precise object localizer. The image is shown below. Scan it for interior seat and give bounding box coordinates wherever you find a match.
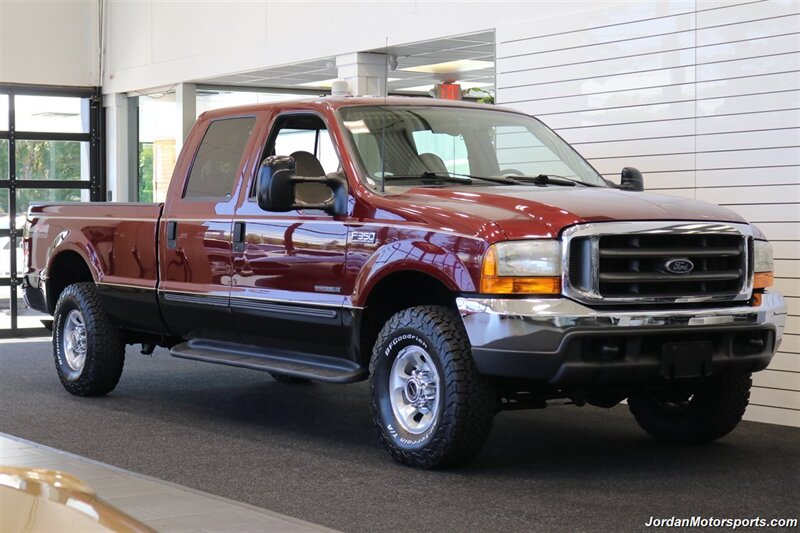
[290,150,332,205]
[419,153,449,175]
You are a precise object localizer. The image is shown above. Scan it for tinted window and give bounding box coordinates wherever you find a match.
[184,117,255,199]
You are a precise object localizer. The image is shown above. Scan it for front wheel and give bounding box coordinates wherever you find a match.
[53,282,125,396]
[370,306,495,469]
[628,372,752,444]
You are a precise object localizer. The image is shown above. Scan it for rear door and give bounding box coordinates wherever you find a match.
[229,112,350,357]
[158,115,258,340]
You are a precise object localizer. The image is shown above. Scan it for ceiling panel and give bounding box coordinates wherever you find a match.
[197,30,495,94]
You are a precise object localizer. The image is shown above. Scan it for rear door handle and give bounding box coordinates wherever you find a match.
[166,221,178,250]
[233,221,246,253]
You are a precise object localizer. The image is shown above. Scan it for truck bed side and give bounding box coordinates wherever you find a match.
[26,202,168,334]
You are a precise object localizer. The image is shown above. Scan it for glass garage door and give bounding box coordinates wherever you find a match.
[0,85,104,338]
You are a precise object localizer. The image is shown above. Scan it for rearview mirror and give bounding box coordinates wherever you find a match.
[257,156,348,216]
[620,167,644,191]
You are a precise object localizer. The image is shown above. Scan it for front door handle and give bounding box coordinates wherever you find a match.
[166,221,178,250]
[233,221,246,253]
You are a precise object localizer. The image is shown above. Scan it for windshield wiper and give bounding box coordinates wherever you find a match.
[382,171,519,186]
[514,174,597,187]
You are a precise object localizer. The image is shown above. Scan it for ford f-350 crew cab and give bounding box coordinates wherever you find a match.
[24,97,786,468]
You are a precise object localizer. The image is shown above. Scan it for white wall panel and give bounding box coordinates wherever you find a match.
[498,0,800,426]
[500,49,696,88]
[694,185,800,204]
[697,33,800,64]
[696,91,800,117]
[696,147,800,169]
[744,405,800,427]
[697,12,800,45]
[696,128,800,152]
[785,316,800,335]
[697,167,800,187]
[754,369,800,390]
[537,101,697,129]
[501,66,697,104]
[697,71,800,100]
[695,0,799,27]
[696,51,800,80]
[773,242,800,260]
[0,1,98,86]
[513,83,697,115]
[727,204,800,222]
[563,118,696,143]
[500,30,696,73]
[577,137,696,159]
[697,109,800,134]
[773,335,800,358]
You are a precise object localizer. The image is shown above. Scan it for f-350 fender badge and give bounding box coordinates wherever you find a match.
[350,231,376,244]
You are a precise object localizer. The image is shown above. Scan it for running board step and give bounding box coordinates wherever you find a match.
[170,339,367,384]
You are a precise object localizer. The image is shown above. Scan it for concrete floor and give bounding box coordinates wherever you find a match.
[1,339,798,533]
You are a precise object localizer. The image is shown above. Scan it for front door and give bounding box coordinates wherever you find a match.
[158,115,257,340]
[230,112,349,357]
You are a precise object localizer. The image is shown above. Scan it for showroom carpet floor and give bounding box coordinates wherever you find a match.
[1,339,798,533]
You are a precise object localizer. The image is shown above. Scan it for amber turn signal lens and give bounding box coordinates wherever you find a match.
[751,292,762,307]
[753,272,773,289]
[480,276,561,295]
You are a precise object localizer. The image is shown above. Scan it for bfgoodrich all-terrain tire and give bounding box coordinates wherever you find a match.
[53,282,125,396]
[370,305,495,469]
[628,372,752,444]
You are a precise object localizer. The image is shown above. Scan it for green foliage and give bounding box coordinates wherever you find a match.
[138,142,154,202]
[462,87,495,105]
[0,140,83,216]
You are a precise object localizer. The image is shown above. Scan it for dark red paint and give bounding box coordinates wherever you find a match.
[26,97,746,318]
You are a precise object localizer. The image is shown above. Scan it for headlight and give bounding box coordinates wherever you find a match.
[753,240,773,289]
[480,241,561,294]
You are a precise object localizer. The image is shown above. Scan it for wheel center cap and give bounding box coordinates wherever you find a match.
[405,378,421,402]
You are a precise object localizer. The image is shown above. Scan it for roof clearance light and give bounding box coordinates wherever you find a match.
[436,83,462,101]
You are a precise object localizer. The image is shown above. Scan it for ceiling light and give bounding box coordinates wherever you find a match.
[394,81,492,93]
[400,60,493,75]
[300,78,401,88]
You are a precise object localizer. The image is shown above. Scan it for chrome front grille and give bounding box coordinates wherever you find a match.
[562,222,754,304]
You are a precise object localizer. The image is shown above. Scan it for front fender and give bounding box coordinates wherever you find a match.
[350,237,482,307]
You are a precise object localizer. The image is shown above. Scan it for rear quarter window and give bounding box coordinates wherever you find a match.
[183,117,256,199]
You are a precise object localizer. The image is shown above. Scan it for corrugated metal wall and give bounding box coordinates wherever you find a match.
[496,0,799,426]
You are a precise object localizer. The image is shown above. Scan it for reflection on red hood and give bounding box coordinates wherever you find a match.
[381,185,746,241]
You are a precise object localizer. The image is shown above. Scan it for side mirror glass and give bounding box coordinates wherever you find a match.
[257,155,296,212]
[620,167,644,191]
[256,155,348,216]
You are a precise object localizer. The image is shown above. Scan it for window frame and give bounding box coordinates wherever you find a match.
[248,111,344,200]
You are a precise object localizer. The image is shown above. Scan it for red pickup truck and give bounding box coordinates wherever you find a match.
[24,97,786,468]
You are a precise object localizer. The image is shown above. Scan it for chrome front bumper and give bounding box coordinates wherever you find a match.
[457,292,786,384]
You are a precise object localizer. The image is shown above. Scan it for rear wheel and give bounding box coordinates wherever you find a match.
[370,305,495,469]
[628,372,752,443]
[53,282,125,396]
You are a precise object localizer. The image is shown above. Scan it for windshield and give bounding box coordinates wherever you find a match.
[337,105,607,191]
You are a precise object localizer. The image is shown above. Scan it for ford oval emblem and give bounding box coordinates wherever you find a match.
[664,258,694,275]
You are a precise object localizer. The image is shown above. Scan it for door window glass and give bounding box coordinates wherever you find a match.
[273,125,339,174]
[184,117,255,199]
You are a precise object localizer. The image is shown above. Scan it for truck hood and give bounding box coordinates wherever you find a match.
[387,185,747,240]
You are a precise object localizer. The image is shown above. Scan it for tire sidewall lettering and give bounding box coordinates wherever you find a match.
[54,295,84,382]
[376,330,439,449]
